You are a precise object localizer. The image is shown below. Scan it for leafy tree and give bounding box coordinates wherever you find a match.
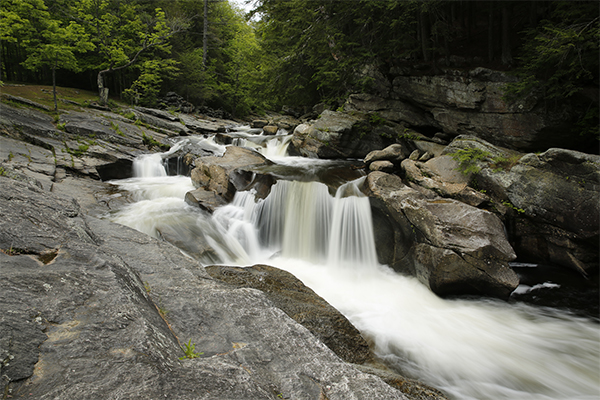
[74,0,186,104]
[505,2,599,101]
[123,58,179,107]
[23,20,94,111]
[505,1,599,140]
[1,0,93,111]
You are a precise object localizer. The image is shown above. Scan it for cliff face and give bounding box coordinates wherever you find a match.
[345,67,596,153]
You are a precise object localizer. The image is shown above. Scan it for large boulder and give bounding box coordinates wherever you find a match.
[365,171,519,298]
[205,264,373,365]
[0,176,411,400]
[477,148,599,276]
[439,136,599,276]
[190,146,274,201]
[291,110,392,159]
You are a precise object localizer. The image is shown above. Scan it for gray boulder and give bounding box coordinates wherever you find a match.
[0,103,172,180]
[190,146,274,201]
[205,264,373,365]
[132,108,190,136]
[364,144,407,165]
[365,171,519,298]
[401,156,490,207]
[291,110,391,159]
[478,148,600,275]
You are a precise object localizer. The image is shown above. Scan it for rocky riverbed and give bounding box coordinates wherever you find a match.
[1,73,598,399]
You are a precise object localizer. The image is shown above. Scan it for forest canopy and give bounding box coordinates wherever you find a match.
[1,0,598,120]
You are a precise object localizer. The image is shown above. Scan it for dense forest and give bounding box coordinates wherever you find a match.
[1,0,598,125]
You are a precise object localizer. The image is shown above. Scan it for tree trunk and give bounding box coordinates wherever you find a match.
[501,3,512,65]
[52,63,57,112]
[419,10,430,62]
[203,0,208,68]
[98,69,109,105]
[488,4,494,62]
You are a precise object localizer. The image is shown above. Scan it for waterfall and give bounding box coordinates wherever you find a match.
[133,153,167,178]
[212,178,376,267]
[107,131,600,400]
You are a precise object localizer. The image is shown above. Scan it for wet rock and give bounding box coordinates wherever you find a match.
[205,264,373,365]
[190,146,274,201]
[370,160,395,172]
[365,171,519,299]
[364,144,407,165]
[0,103,149,180]
[355,365,449,400]
[479,148,599,276]
[263,125,279,135]
[401,156,489,207]
[132,108,189,136]
[134,106,179,121]
[179,114,230,134]
[252,119,269,128]
[185,187,228,212]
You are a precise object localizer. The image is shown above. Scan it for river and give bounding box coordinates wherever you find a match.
[105,129,600,400]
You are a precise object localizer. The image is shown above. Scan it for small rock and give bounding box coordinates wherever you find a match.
[409,149,421,160]
[369,160,395,172]
[263,125,279,135]
[251,120,269,129]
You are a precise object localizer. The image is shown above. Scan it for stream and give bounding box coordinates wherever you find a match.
[105,128,600,400]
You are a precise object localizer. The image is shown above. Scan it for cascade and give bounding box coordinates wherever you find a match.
[107,129,600,400]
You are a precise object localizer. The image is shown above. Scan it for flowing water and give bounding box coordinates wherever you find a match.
[107,132,600,400]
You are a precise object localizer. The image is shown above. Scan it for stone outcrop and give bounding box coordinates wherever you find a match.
[0,97,450,398]
[365,171,519,299]
[474,146,599,276]
[0,176,417,400]
[0,102,169,181]
[291,110,393,159]
[345,68,589,152]
[205,264,373,365]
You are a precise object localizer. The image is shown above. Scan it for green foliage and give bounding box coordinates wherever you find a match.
[502,200,525,214]
[449,148,491,175]
[490,154,522,172]
[123,59,179,107]
[398,131,421,141]
[64,142,89,157]
[505,2,599,102]
[368,112,386,126]
[110,121,125,137]
[142,132,170,151]
[179,339,203,360]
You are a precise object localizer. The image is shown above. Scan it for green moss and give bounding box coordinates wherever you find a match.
[449,148,491,175]
[142,132,170,151]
